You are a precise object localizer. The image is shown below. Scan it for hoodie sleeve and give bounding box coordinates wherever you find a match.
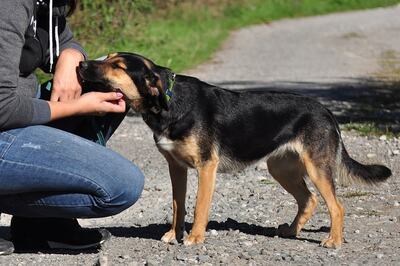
[0,0,51,130]
[58,22,88,59]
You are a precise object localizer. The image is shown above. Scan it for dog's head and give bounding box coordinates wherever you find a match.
[78,52,173,112]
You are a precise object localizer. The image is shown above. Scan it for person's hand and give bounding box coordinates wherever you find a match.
[48,91,126,121]
[52,48,84,102]
[76,91,126,116]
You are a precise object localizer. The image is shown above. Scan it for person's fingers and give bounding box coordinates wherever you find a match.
[59,93,71,102]
[102,98,126,113]
[50,91,60,102]
[99,91,124,101]
[74,89,82,99]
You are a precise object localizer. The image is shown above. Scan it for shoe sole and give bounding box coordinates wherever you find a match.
[47,229,111,250]
[0,246,14,256]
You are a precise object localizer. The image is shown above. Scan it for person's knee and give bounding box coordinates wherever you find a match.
[93,164,145,217]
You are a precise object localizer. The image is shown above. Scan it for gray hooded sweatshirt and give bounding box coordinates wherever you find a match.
[0,0,86,130]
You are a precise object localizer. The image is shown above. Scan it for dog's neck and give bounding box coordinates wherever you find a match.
[164,72,176,103]
[145,70,176,115]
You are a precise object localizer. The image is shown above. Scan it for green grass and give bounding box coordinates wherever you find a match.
[37,0,400,82]
[342,191,374,198]
[341,122,399,138]
[376,49,400,81]
[260,179,275,185]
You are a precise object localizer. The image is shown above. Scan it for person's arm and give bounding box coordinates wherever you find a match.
[51,18,87,102]
[0,1,126,130]
[52,48,84,101]
[0,0,51,130]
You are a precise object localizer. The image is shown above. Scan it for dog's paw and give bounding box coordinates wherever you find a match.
[161,230,178,243]
[183,234,205,246]
[277,223,297,238]
[320,237,342,249]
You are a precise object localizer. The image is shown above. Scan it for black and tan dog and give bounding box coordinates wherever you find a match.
[78,52,391,248]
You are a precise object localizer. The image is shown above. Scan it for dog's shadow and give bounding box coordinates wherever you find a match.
[107,218,327,244]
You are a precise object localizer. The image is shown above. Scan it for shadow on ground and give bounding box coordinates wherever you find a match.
[214,78,400,133]
[107,218,326,244]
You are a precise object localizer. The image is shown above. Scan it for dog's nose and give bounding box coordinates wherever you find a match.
[79,61,89,69]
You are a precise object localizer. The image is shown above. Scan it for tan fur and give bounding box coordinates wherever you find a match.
[159,135,202,169]
[102,58,144,111]
[159,151,188,243]
[184,149,219,245]
[267,152,318,237]
[107,53,118,59]
[302,152,345,248]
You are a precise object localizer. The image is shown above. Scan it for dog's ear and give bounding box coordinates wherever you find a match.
[145,66,171,111]
[144,67,171,111]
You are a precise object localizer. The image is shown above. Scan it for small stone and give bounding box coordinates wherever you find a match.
[145,259,158,266]
[175,254,187,261]
[242,241,253,247]
[379,135,387,141]
[210,229,218,236]
[248,250,259,257]
[367,153,376,158]
[257,176,267,181]
[169,239,179,245]
[355,229,360,234]
[197,255,210,263]
[368,233,374,238]
[394,201,400,207]
[376,253,384,259]
[393,149,400,155]
[261,249,269,255]
[328,251,337,257]
[256,161,268,171]
[96,256,109,266]
[239,252,250,260]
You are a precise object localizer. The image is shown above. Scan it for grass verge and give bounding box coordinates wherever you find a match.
[341,122,400,138]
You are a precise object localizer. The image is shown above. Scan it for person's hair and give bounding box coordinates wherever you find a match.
[67,0,77,17]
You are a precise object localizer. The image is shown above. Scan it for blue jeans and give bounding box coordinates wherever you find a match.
[0,124,144,218]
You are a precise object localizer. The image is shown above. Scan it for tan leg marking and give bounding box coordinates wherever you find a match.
[302,152,344,249]
[267,153,318,237]
[160,152,188,243]
[184,151,219,246]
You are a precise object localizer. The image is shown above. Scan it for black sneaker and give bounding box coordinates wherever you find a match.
[10,217,111,251]
[0,238,14,255]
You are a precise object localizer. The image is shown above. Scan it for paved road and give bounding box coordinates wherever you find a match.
[1,5,400,266]
[189,4,400,83]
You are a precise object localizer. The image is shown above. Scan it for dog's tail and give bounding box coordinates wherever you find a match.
[337,143,391,185]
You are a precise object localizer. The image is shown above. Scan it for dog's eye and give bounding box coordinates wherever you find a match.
[111,63,119,69]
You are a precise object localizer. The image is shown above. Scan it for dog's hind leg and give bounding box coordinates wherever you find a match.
[302,151,344,248]
[160,152,188,243]
[267,152,318,238]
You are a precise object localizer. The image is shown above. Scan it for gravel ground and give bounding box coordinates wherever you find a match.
[1,5,400,266]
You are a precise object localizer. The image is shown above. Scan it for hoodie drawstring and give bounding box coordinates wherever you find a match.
[48,0,60,72]
[49,0,53,72]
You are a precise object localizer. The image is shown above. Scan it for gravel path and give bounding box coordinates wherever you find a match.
[1,5,400,265]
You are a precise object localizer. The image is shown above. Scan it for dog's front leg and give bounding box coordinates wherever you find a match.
[161,154,188,243]
[184,159,218,246]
